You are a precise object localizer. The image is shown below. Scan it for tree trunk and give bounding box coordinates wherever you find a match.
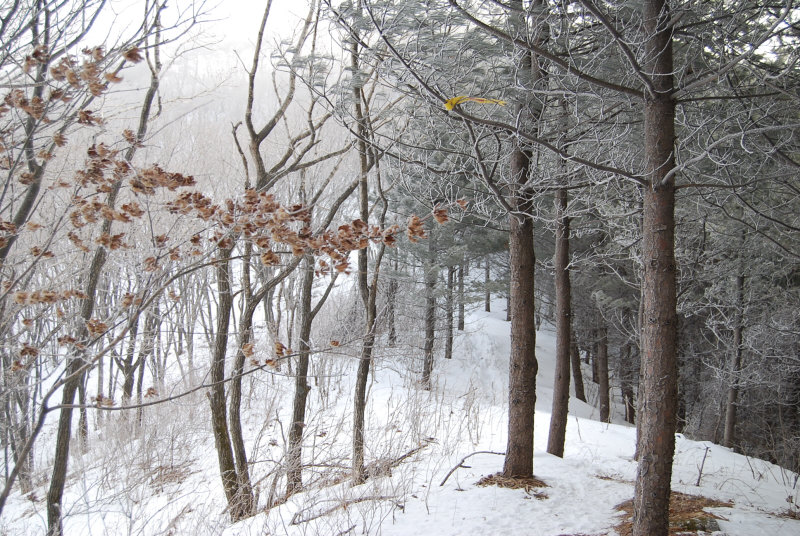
[620,343,636,424]
[48,241,109,536]
[228,303,254,516]
[503,202,537,477]
[632,1,677,533]
[350,5,382,484]
[591,329,599,384]
[227,239,256,515]
[7,371,33,493]
[208,249,251,521]
[387,256,398,347]
[352,304,376,485]
[421,232,437,388]
[96,354,104,429]
[597,323,610,423]
[46,29,163,531]
[547,188,571,457]
[77,377,88,453]
[287,256,314,495]
[121,315,141,403]
[484,260,491,312]
[723,273,745,448]
[46,360,82,536]
[570,336,586,403]
[445,265,455,359]
[502,0,543,478]
[457,259,465,330]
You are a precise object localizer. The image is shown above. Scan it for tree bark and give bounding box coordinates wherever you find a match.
[547,188,571,457]
[502,140,537,477]
[620,342,636,424]
[503,200,537,477]
[570,336,586,403]
[597,323,610,424]
[208,249,252,521]
[457,260,465,331]
[445,265,456,359]
[350,2,383,483]
[723,273,745,449]
[502,0,543,478]
[422,232,437,387]
[287,256,314,495]
[229,306,254,514]
[352,303,376,484]
[632,1,678,533]
[77,377,88,453]
[484,260,491,312]
[591,329,599,384]
[45,360,81,536]
[387,256,398,347]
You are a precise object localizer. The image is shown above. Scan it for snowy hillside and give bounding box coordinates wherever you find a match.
[3,305,799,535]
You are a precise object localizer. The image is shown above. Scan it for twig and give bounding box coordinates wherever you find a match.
[290,495,395,525]
[696,446,711,486]
[388,442,431,469]
[439,451,505,487]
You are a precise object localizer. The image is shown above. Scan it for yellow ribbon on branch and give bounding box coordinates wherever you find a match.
[444,96,507,111]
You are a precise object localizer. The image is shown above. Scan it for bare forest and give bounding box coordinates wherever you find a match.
[1,1,799,535]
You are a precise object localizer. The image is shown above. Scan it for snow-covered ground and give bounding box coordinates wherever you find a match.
[3,304,799,535]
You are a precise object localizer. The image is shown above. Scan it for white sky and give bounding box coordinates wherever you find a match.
[208,0,316,54]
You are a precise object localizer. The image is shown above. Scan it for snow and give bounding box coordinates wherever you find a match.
[3,302,799,535]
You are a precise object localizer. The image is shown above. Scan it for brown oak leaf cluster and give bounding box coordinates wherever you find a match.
[166,188,405,274]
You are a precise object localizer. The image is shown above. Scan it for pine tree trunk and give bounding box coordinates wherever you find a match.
[502,0,542,478]
[484,261,491,312]
[445,265,455,359]
[632,1,677,532]
[591,331,599,384]
[503,202,537,477]
[597,324,610,423]
[570,336,586,403]
[620,343,636,424]
[723,273,745,448]
[457,260,465,331]
[547,188,571,457]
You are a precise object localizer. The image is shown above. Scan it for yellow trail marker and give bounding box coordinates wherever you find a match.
[444,96,507,111]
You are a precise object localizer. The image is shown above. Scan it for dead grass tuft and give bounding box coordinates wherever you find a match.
[777,508,800,520]
[476,472,548,499]
[149,462,192,493]
[594,472,632,484]
[614,491,732,536]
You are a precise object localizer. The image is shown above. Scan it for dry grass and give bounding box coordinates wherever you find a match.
[594,472,632,484]
[615,491,732,536]
[475,472,549,499]
[777,507,800,520]
[148,462,193,493]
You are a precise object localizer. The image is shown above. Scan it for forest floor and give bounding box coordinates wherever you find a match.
[3,303,799,535]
